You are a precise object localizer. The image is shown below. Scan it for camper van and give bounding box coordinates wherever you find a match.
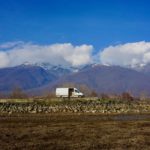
[56,88,84,98]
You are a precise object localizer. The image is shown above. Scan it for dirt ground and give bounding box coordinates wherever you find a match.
[0,114,150,150]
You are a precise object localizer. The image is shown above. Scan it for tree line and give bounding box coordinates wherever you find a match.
[0,83,148,101]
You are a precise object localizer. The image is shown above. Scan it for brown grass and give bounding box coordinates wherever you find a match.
[0,114,150,150]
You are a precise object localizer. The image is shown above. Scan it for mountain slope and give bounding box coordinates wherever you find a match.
[139,63,150,74]
[29,62,78,77]
[51,65,150,96]
[0,65,56,92]
[1,64,150,96]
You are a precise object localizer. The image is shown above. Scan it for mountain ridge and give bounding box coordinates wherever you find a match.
[1,63,150,96]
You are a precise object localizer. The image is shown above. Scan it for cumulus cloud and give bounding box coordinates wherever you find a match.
[0,51,9,68]
[0,41,24,49]
[0,42,93,68]
[100,41,150,68]
[2,41,150,69]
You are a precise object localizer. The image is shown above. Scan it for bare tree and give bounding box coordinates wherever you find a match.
[139,91,148,100]
[9,87,28,99]
[99,93,109,100]
[90,90,98,97]
[121,92,133,101]
[45,91,56,99]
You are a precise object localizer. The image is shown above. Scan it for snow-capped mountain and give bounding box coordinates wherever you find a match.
[137,63,150,74]
[1,62,150,96]
[0,64,57,92]
[123,63,150,74]
[22,62,80,73]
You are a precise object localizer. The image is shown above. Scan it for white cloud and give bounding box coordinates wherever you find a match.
[2,41,150,69]
[0,51,9,68]
[0,42,93,68]
[100,41,150,68]
[0,41,24,49]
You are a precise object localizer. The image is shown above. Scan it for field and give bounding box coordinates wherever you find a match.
[0,113,150,150]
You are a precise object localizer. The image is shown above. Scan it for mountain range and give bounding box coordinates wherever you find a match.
[1,63,150,96]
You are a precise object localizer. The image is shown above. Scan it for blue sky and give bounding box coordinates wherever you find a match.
[0,0,150,52]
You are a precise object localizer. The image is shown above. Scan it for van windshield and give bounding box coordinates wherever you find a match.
[75,89,79,93]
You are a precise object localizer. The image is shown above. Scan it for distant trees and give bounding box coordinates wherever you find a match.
[2,82,148,101]
[139,91,149,100]
[77,84,91,96]
[121,92,133,101]
[9,87,28,99]
[44,91,56,99]
[90,90,98,97]
[99,93,110,100]
[58,82,137,100]
[0,92,6,99]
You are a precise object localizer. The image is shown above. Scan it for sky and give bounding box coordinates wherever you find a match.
[0,0,150,68]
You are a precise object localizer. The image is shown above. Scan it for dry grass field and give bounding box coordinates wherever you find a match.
[0,113,150,150]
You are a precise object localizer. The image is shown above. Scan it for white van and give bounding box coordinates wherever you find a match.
[56,88,84,98]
